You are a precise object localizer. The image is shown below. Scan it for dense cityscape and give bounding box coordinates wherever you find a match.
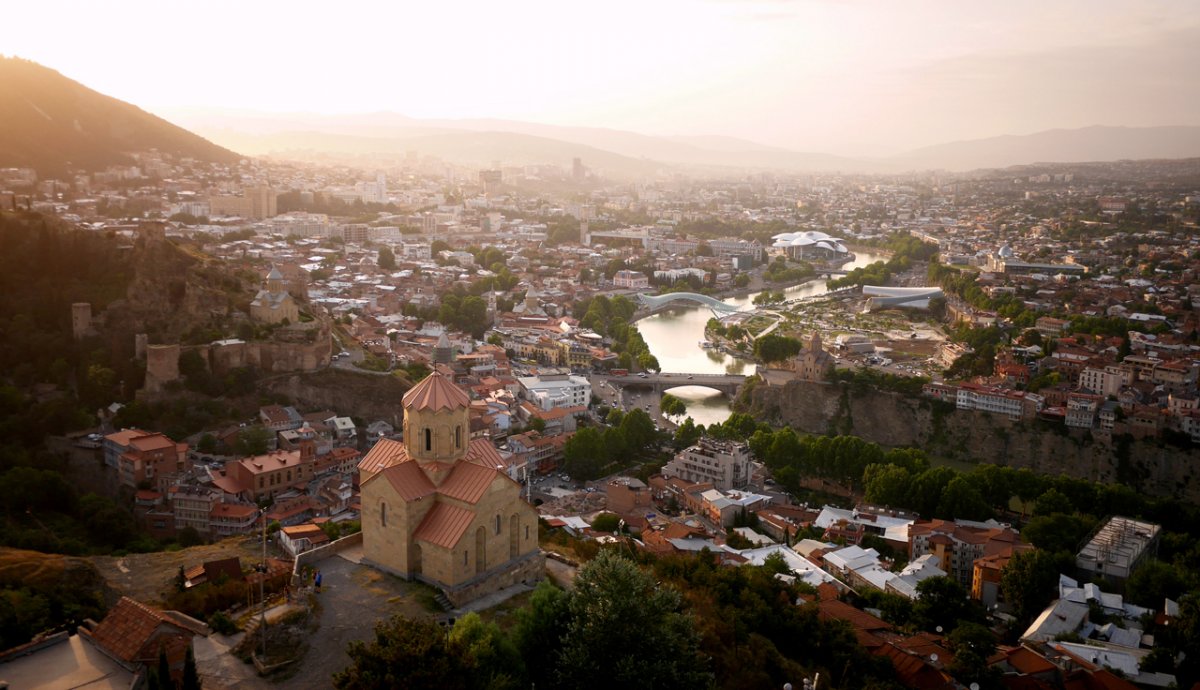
[2,5,1200,689]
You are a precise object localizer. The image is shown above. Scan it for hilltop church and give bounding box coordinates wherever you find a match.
[358,372,543,605]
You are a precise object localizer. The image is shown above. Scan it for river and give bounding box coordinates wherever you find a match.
[636,249,890,426]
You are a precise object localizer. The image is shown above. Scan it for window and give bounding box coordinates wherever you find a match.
[525,525,530,541]
[495,515,501,535]
[381,502,387,527]
[464,551,468,566]
[455,425,462,449]
[425,428,432,452]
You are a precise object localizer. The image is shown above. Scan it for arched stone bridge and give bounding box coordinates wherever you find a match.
[603,372,747,396]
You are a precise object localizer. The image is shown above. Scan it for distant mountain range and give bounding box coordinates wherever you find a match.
[3,56,1199,178]
[169,108,1200,175]
[890,126,1200,172]
[0,57,238,177]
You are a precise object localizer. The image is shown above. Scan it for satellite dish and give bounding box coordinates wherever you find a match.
[930,653,938,663]
[935,625,943,633]
[971,684,980,690]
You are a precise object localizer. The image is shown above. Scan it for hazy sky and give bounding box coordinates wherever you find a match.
[8,0,1200,154]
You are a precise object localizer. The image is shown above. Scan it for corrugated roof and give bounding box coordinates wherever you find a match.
[380,461,436,501]
[438,462,496,505]
[463,439,505,468]
[413,502,475,549]
[358,438,410,476]
[403,372,471,412]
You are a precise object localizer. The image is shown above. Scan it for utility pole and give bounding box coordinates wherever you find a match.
[260,513,267,659]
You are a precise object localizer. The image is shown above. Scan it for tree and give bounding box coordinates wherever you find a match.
[1033,488,1074,517]
[935,476,993,521]
[512,582,569,689]
[864,464,912,508]
[1000,549,1062,622]
[448,612,523,690]
[527,416,546,434]
[673,418,702,449]
[178,526,204,548]
[377,246,396,270]
[196,433,217,454]
[333,616,474,689]
[556,550,710,690]
[156,644,171,690]
[617,408,657,454]
[660,393,687,416]
[181,644,202,690]
[235,425,272,456]
[947,622,997,688]
[591,513,621,533]
[563,427,608,480]
[1125,560,1187,608]
[907,466,957,517]
[753,334,802,362]
[1021,513,1095,554]
[912,576,978,634]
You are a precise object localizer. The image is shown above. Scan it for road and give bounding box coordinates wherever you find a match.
[588,373,675,431]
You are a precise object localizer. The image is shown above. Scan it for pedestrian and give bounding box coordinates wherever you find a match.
[315,570,322,593]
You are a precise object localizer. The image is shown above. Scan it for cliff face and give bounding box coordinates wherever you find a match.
[104,227,253,346]
[262,368,411,427]
[741,380,1199,501]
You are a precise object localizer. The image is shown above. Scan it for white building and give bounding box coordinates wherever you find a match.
[517,373,591,411]
[612,269,650,289]
[955,383,1043,420]
[662,437,752,491]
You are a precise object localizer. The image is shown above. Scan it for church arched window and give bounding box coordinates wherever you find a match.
[455,425,462,449]
[424,428,431,452]
[380,502,387,527]
[495,514,501,535]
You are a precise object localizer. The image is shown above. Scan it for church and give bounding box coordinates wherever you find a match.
[249,266,299,325]
[358,372,543,606]
[766,331,836,384]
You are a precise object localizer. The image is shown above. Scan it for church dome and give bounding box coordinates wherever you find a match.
[403,372,470,412]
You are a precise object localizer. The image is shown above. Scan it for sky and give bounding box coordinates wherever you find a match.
[7,0,1200,155]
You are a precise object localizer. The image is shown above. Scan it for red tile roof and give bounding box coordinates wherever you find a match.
[403,372,471,412]
[413,501,475,548]
[85,596,192,664]
[1003,646,1057,675]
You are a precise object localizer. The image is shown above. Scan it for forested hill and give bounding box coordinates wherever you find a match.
[0,57,240,177]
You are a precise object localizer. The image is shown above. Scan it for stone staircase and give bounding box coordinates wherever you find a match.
[433,590,453,612]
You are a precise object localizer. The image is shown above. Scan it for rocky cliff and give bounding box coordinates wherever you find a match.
[261,368,411,427]
[739,379,1199,501]
[104,225,254,348]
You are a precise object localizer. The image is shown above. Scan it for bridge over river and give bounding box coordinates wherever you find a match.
[602,372,746,396]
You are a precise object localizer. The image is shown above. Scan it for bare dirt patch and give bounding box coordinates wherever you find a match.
[89,536,274,605]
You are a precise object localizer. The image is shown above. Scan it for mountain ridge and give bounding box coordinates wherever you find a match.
[0,57,240,177]
[168,107,1200,174]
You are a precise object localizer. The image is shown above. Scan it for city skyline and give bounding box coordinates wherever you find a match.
[7,0,1200,155]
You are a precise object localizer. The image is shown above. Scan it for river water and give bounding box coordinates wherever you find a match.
[636,249,889,426]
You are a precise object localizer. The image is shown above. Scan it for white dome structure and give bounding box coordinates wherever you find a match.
[771,231,850,260]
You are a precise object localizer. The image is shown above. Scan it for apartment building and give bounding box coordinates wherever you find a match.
[661,437,752,491]
[518,373,591,411]
[956,383,1043,420]
[909,519,1023,590]
[215,448,315,502]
